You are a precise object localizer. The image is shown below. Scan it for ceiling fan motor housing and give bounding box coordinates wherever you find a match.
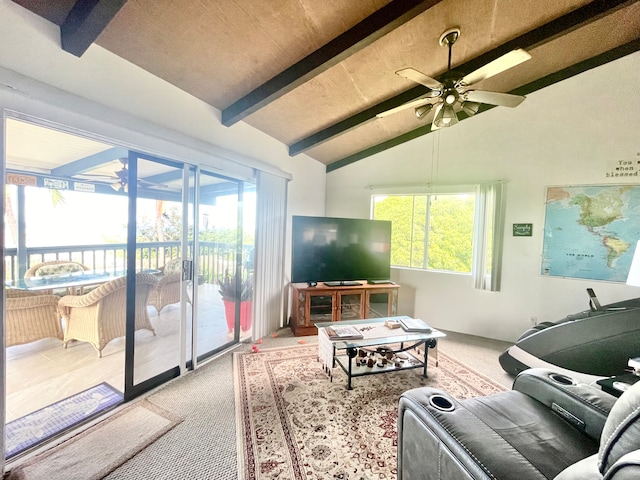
[115,166,128,185]
[439,28,460,47]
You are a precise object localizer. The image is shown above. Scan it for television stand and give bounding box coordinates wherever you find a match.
[324,280,362,287]
[289,281,400,336]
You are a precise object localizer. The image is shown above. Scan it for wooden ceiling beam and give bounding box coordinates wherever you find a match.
[61,0,127,57]
[326,38,640,172]
[221,0,444,127]
[293,0,636,158]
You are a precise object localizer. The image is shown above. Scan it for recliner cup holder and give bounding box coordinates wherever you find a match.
[429,395,455,412]
[549,373,574,385]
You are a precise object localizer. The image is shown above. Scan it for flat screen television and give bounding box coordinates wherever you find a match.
[291,215,392,285]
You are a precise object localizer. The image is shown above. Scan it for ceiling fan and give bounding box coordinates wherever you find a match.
[75,158,166,191]
[73,157,130,190]
[108,157,129,191]
[377,28,531,130]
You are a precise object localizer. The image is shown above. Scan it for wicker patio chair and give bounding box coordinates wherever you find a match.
[57,272,158,357]
[148,258,182,312]
[5,288,40,298]
[24,260,91,295]
[5,291,64,347]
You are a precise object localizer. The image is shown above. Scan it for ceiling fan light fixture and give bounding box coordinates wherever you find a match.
[433,103,458,128]
[415,104,433,119]
[111,181,122,191]
[461,101,480,116]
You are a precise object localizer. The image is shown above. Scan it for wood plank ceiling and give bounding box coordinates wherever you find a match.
[12,0,640,171]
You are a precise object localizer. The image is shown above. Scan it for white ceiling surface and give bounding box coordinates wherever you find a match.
[6,120,111,172]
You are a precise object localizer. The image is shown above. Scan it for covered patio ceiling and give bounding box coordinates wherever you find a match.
[5,119,247,203]
[9,0,640,172]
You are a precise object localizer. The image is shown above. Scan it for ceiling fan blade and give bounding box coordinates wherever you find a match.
[376,96,432,119]
[396,68,443,90]
[74,173,118,181]
[465,90,526,108]
[460,49,531,86]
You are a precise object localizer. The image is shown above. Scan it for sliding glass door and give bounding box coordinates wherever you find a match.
[126,160,257,381]
[3,119,130,459]
[2,117,256,462]
[127,153,187,394]
[192,170,255,363]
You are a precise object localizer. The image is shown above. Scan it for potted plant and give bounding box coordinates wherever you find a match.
[217,269,253,333]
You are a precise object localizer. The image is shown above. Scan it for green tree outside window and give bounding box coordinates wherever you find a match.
[373,193,475,273]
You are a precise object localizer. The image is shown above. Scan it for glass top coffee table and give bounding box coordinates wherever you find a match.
[315,316,446,389]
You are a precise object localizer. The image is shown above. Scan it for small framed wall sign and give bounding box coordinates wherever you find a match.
[513,223,533,236]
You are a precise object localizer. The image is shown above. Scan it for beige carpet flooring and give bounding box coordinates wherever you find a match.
[5,327,515,480]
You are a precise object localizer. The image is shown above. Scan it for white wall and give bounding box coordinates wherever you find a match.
[326,51,640,342]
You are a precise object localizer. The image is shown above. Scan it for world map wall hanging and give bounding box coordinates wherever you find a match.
[541,184,640,282]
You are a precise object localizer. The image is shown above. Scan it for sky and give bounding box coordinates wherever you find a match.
[4,187,255,248]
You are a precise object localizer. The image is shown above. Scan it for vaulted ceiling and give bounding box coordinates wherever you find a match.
[11,0,640,172]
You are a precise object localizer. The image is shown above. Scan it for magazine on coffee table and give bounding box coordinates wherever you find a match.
[325,325,364,340]
[399,318,432,333]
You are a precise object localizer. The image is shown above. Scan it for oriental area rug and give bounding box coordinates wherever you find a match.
[234,344,506,480]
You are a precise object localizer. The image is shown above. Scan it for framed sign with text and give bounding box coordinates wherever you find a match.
[513,223,532,236]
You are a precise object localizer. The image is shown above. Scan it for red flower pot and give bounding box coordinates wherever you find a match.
[223,300,253,332]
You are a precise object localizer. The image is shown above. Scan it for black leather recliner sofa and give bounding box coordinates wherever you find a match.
[397,368,640,479]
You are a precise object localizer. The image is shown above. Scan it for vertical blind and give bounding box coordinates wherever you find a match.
[252,171,289,340]
[472,182,506,291]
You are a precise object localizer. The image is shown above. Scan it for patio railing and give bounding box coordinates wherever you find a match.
[4,241,254,285]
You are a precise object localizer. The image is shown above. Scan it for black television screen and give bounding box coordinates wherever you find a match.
[291,215,392,284]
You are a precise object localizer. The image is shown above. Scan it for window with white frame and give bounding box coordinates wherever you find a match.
[372,192,475,273]
[371,183,505,290]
